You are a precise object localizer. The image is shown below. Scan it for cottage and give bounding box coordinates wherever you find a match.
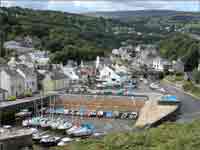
[42,70,70,93]
[0,67,25,97]
[17,64,38,93]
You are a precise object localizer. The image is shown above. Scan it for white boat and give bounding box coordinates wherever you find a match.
[57,137,73,146]
[22,119,32,127]
[32,133,49,143]
[57,122,72,130]
[68,124,94,137]
[30,128,38,134]
[40,136,61,146]
[66,125,80,135]
[70,126,93,137]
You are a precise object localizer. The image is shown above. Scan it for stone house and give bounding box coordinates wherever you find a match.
[16,64,38,93]
[0,67,25,97]
[42,70,70,93]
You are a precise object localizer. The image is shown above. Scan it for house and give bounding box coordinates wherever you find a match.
[0,88,8,101]
[0,67,25,97]
[62,65,79,81]
[152,57,171,72]
[4,40,34,54]
[29,51,49,68]
[16,64,38,93]
[172,59,185,73]
[42,70,70,93]
[98,66,121,83]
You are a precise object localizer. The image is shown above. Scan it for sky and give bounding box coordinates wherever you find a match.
[1,0,199,13]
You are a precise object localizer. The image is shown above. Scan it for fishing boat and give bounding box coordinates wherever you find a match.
[57,137,73,146]
[40,135,61,147]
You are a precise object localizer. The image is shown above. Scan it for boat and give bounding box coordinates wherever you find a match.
[91,132,107,139]
[32,132,49,143]
[22,119,32,127]
[57,121,72,130]
[128,112,138,120]
[68,123,94,137]
[66,125,80,135]
[30,128,38,134]
[40,118,52,129]
[57,137,73,146]
[40,136,61,146]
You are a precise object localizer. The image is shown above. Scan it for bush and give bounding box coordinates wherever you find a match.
[8,96,16,101]
[24,91,33,97]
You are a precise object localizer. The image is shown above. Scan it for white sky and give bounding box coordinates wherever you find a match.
[1,0,199,13]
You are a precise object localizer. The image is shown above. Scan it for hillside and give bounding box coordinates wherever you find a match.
[52,120,200,150]
[0,7,130,64]
[86,10,200,21]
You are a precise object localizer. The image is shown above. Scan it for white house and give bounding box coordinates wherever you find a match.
[152,57,172,72]
[0,67,25,97]
[17,64,38,93]
[62,66,79,81]
[152,57,164,71]
[29,51,49,65]
[99,66,121,82]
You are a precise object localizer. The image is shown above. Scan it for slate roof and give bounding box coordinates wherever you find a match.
[3,68,23,79]
[50,70,69,80]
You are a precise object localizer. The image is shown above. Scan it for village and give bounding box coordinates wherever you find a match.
[0,37,184,150]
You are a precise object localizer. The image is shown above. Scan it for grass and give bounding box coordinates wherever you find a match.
[183,81,200,98]
[51,120,200,150]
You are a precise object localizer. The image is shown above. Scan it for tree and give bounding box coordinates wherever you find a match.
[193,69,200,84]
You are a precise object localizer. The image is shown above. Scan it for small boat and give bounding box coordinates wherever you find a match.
[50,119,61,130]
[22,119,32,127]
[40,136,61,147]
[57,121,72,130]
[68,123,94,137]
[30,128,38,134]
[32,132,49,143]
[128,112,138,120]
[57,137,73,146]
[97,111,104,118]
[66,125,80,135]
[91,132,107,138]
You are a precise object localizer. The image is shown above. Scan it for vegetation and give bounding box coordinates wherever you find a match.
[24,90,33,97]
[51,120,200,150]
[192,69,200,84]
[0,7,132,64]
[183,81,200,98]
[159,33,200,72]
[8,96,16,101]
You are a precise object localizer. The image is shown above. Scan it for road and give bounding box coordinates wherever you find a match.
[161,82,200,123]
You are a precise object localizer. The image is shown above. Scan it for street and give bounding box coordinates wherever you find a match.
[161,82,200,123]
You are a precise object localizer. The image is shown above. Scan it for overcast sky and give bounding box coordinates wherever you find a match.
[1,0,199,13]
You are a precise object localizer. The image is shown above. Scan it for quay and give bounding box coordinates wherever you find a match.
[0,128,33,150]
[135,94,180,128]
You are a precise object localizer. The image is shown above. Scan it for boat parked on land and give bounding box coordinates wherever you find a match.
[40,135,61,146]
[57,137,73,146]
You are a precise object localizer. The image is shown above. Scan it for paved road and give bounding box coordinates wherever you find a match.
[161,82,200,123]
